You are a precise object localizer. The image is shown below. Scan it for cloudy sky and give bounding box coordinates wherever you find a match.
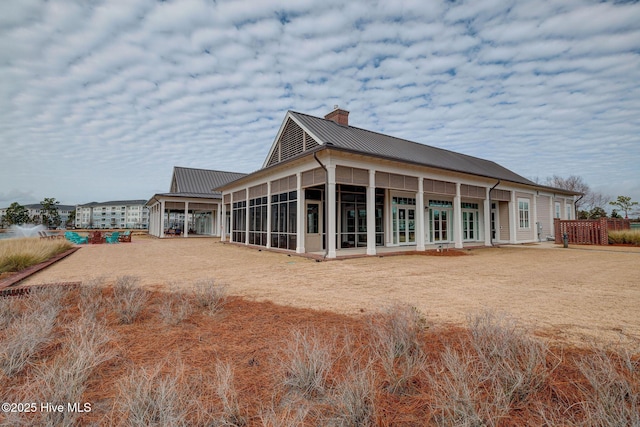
[1,0,639,209]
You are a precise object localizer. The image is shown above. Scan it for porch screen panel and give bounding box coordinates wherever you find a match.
[271,190,297,250]
[249,196,268,246]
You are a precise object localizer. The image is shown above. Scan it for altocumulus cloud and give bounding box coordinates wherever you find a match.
[0,0,639,206]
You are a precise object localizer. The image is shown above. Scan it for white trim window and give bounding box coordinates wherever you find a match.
[555,202,561,219]
[566,204,572,220]
[518,198,530,229]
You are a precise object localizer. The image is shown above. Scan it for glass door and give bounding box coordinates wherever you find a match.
[430,208,452,242]
[394,206,416,245]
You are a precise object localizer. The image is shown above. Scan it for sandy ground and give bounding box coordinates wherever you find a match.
[20,236,640,346]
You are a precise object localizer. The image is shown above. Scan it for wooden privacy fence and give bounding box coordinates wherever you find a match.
[554,218,630,245]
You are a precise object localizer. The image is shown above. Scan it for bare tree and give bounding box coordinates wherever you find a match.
[544,175,610,214]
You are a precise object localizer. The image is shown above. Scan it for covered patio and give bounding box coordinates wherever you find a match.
[147,195,221,238]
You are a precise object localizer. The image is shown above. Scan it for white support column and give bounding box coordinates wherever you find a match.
[266,182,272,248]
[296,173,305,254]
[550,195,554,236]
[366,169,376,256]
[484,187,492,246]
[229,193,234,242]
[220,201,226,241]
[416,177,425,251]
[184,201,189,237]
[245,189,250,245]
[453,183,463,249]
[385,188,392,246]
[327,165,337,259]
[509,191,517,244]
[160,200,165,238]
[532,193,538,241]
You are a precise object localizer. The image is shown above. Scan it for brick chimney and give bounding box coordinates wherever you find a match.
[324,105,349,126]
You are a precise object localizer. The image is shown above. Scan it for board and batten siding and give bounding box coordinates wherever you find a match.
[499,202,510,241]
[536,195,552,239]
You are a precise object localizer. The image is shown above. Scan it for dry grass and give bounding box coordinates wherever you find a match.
[1,283,639,426]
[609,229,640,245]
[0,237,73,273]
[369,304,427,394]
[192,278,228,315]
[278,328,333,399]
[112,275,148,324]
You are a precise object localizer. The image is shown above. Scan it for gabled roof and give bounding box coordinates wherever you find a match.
[288,111,536,186]
[170,167,247,196]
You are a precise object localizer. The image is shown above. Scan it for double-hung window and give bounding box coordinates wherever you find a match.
[518,198,530,229]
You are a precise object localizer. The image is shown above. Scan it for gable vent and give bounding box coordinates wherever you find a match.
[266,119,319,167]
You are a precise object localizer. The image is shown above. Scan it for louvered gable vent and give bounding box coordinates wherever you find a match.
[266,118,319,167]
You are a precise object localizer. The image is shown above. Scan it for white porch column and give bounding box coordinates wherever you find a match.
[484,187,492,246]
[184,201,189,237]
[245,189,250,245]
[385,188,392,246]
[416,177,425,251]
[266,182,272,248]
[509,191,517,244]
[327,165,337,259]
[296,173,305,254]
[366,169,376,256]
[229,192,234,242]
[532,193,538,241]
[160,200,165,238]
[220,201,226,241]
[453,183,463,248]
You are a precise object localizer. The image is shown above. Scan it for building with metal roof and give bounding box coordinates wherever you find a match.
[216,108,579,258]
[146,167,247,238]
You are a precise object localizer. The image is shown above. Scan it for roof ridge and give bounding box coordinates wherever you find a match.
[289,110,505,166]
[174,166,247,175]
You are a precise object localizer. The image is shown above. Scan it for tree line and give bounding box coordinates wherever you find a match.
[1,198,75,229]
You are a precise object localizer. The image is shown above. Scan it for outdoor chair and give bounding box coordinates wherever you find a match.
[118,230,132,243]
[38,231,49,240]
[64,231,88,244]
[105,231,120,244]
[88,231,105,244]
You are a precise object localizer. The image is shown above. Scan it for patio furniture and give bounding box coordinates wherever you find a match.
[65,231,88,244]
[118,231,132,243]
[105,231,120,244]
[88,231,105,244]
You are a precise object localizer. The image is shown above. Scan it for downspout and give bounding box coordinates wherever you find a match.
[574,194,584,219]
[313,152,328,259]
[489,180,500,246]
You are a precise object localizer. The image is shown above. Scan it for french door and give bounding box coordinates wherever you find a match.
[393,206,416,245]
[430,208,452,242]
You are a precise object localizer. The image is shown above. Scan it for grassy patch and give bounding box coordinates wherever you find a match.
[0,237,73,273]
[608,229,640,245]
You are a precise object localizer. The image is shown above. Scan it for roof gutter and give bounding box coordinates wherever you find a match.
[489,180,500,246]
[313,152,328,259]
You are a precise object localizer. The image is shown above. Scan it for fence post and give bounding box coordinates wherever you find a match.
[554,218,560,244]
[599,217,608,245]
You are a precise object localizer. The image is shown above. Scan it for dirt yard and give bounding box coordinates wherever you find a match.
[20,237,640,346]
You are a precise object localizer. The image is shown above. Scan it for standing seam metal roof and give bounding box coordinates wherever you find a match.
[290,111,536,186]
[172,167,247,196]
